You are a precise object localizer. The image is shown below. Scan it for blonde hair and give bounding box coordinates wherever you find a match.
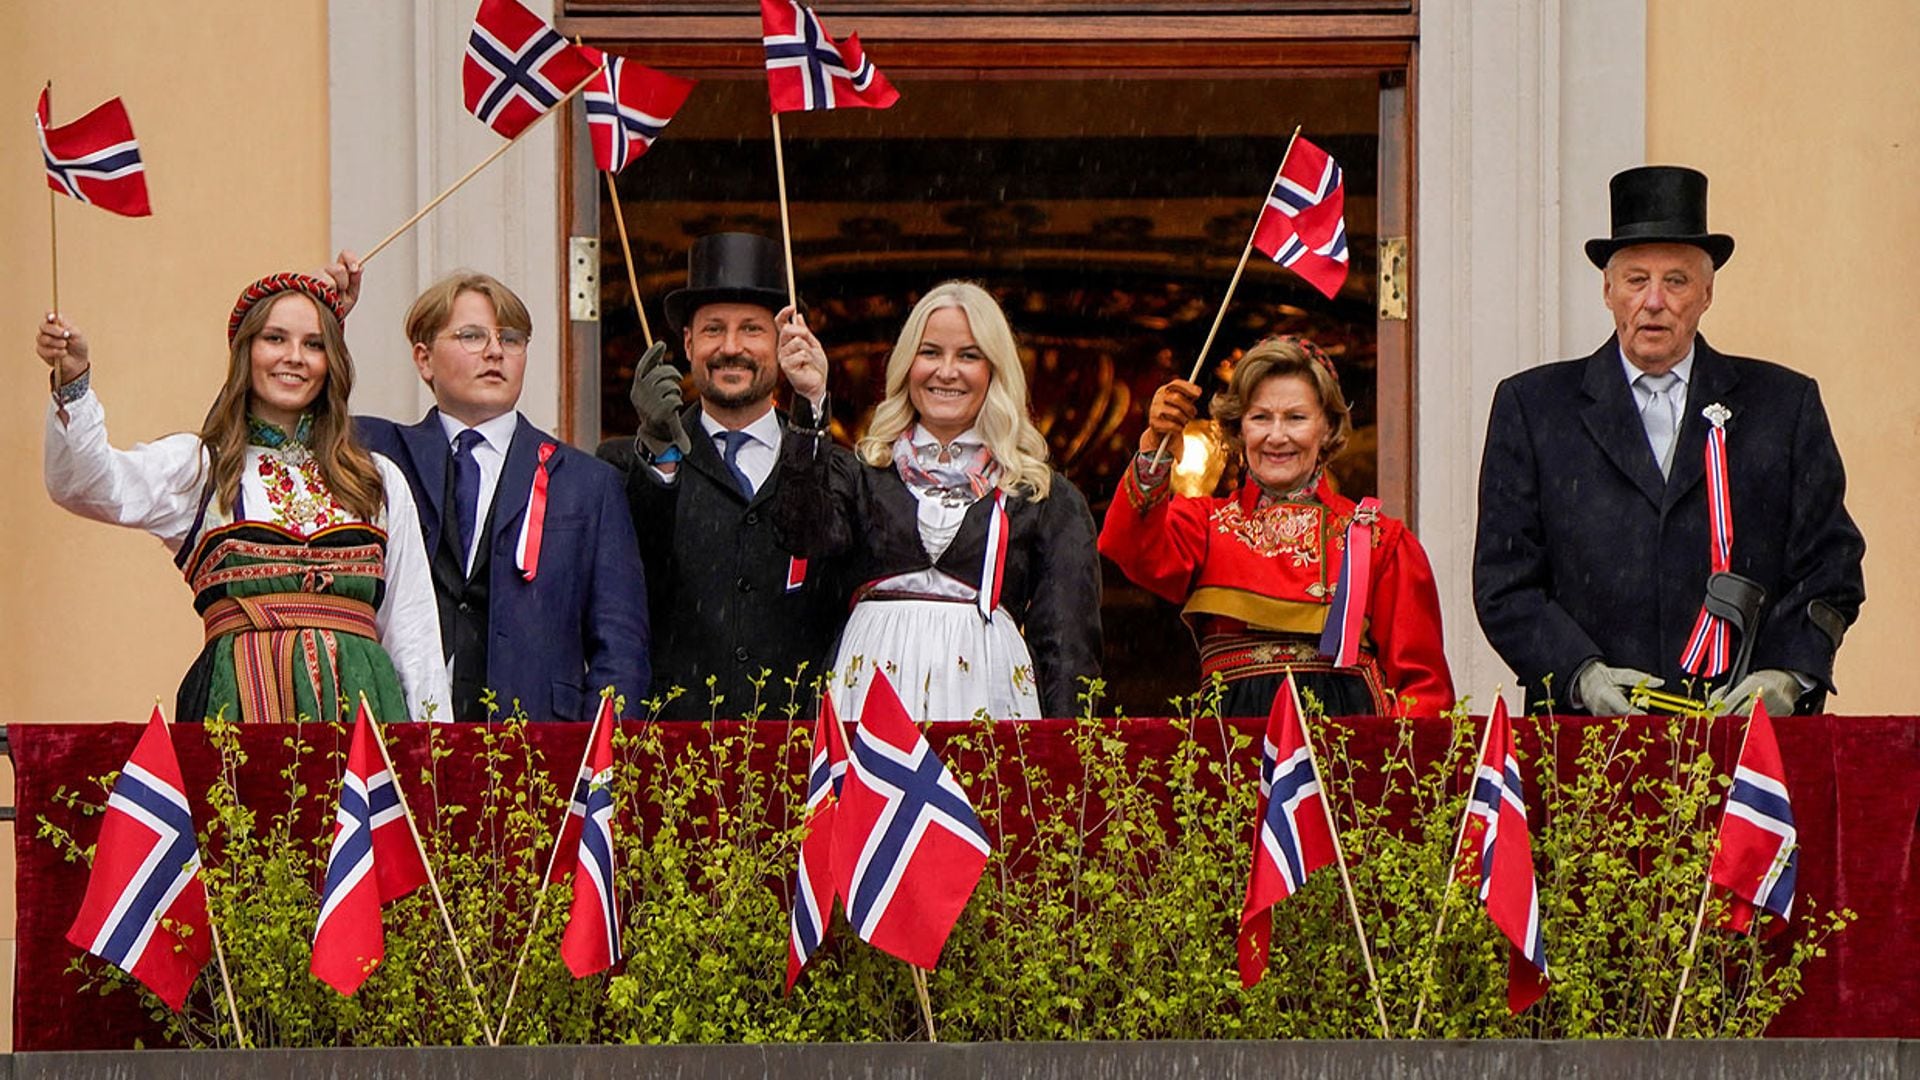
[404,271,533,346]
[856,281,1054,499]
[1211,336,1352,463]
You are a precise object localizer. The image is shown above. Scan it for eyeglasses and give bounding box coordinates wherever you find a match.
[440,325,531,355]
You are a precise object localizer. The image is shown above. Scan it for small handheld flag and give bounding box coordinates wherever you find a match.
[1237,673,1337,987]
[558,696,622,977]
[831,669,990,969]
[580,48,695,174]
[65,707,209,1011]
[787,694,849,991]
[1250,135,1349,299]
[1460,697,1549,1013]
[1709,700,1797,936]
[760,0,900,113]
[464,0,601,139]
[36,86,151,218]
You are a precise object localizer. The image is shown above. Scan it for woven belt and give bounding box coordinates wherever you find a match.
[202,592,378,645]
[1198,632,1389,714]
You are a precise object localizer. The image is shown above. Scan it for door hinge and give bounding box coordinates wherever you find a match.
[569,236,600,322]
[1377,236,1408,321]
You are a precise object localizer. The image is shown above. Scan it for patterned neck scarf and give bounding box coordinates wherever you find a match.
[247,412,314,450]
[1254,466,1325,509]
[892,427,1001,508]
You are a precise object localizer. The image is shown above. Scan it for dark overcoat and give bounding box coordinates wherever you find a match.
[597,405,850,720]
[358,411,651,720]
[1472,335,1865,714]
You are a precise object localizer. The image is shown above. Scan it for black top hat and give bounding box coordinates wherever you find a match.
[663,232,792,332]
[1584,165,1735,270]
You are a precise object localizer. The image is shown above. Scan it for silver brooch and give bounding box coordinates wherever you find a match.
[1702,402,1732,429]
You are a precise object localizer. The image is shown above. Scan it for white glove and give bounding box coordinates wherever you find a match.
[1711,669,1802,717]
[1575,662,1662,716]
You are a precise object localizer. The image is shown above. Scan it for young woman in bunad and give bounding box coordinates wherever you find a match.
[772,281,1103,722]
[1099,335,1453,718]
[38,273,450,724]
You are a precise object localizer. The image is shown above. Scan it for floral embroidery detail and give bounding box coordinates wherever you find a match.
[1214,499,1322,566]
[253,444,349,535]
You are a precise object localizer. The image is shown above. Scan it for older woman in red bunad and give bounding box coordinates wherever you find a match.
[1099,335,1453,718]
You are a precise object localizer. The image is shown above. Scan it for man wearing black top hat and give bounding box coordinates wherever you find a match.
[1473,165,1865,716]
[598,233,850,719]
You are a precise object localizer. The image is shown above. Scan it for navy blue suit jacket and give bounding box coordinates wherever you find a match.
[358,411,650,720]
[1473,336,1865,714]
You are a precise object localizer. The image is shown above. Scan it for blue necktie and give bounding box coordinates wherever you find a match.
[719,430,755,498]
[451,428,486,568]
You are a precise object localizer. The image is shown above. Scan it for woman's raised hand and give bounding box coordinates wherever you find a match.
[37,313,90,385]
[1138,378,1201,454]
[776,304,828,405]
[320,250,364,318]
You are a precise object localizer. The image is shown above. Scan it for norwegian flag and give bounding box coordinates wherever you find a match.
[1459,697,1549,1013]
[558,696,622,977]
[760,0,900,113]
[831,669,990,969]
[36,86,151,218]
[579,48,695,174]
[64,707,209,1011]
[310,700,430,996]
[463,0,600,139]
[1709,700,1797,936]
[787,694,849,992]
[1237,673,1337,988]
[1250,135,1349,300]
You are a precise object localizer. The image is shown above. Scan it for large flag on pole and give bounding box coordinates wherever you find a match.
[1459,697,1549,1013]
[1237,673,1337,987]
[464,0,601,139]
[310,700,430,995]
[36,87,151,217]
[760,0,900,113]
[558,696,622,977]
[831,669,989,969]
[1709,700,1797,936]
[580,48,695,174]
[787,694,849,992]
[1250,135,1349,299]
[65,707,209,1010]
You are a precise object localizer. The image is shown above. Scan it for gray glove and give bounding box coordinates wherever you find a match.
[1710,669,1802,718]
[628,341,690,460]
[1575,661,1663,716]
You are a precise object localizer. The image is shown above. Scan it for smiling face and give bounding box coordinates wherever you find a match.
[1240,373,1331,493]
[1603,243,1715,374]
[907,306,992,443]
[684,302,779,421]
[412,289,528,425]
[247,293,329,431]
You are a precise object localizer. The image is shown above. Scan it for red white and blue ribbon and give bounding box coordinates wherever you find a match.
[977,491,1010,623]
[1318,497,1380,667]
[1680,405,1734,676]
[515,442,557,581]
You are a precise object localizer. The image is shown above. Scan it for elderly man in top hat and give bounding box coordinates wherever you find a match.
[598,232,850,719]
[1472,165,1865,717]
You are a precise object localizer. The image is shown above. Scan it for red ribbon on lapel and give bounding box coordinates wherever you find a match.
[977,491,1010,623]
[1318,496,1380,667]
[516,442,557,582]
[1679,414,1734,676]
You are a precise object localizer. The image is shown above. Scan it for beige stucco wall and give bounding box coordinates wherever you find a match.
[1648,1,1919,712]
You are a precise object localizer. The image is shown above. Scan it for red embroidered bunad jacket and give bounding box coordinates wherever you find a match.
[1099,468,1454,716]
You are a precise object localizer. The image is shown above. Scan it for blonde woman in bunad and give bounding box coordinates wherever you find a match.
[772,281,1103,722]
[1099,335,1454,718]
[38,273,450,724]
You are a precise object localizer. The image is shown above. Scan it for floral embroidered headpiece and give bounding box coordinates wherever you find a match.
[228,272,348,343]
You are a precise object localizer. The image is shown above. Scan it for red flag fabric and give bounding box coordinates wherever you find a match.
[786,694,847,992]
[1236,674,1336,988]
[830,669,989,969]
[760,0,900,113]
[1709,700,1798,936]
[579,48,695,173]
[64,707,210,1011]
[36,87,152,217]
[463,0,600,139]
[1461,698,1549,1013]
[559,696,622,977]
[1250,135,1349,299]
[309,700,428,995]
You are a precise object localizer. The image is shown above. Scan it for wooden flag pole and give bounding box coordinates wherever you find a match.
[1664,702,1758,1039]
[911,964,938,1042]
[44,82,60,316]
[604,172,655,350]
[156,701,247,1045]
[1291,675,1392,1039]
[769,111,800,314]
[362,65,604,265]
[492,696,607,1044]
[1148,124,1302,468]
[1409,695,1500,1036]
[361,695,498,1045]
